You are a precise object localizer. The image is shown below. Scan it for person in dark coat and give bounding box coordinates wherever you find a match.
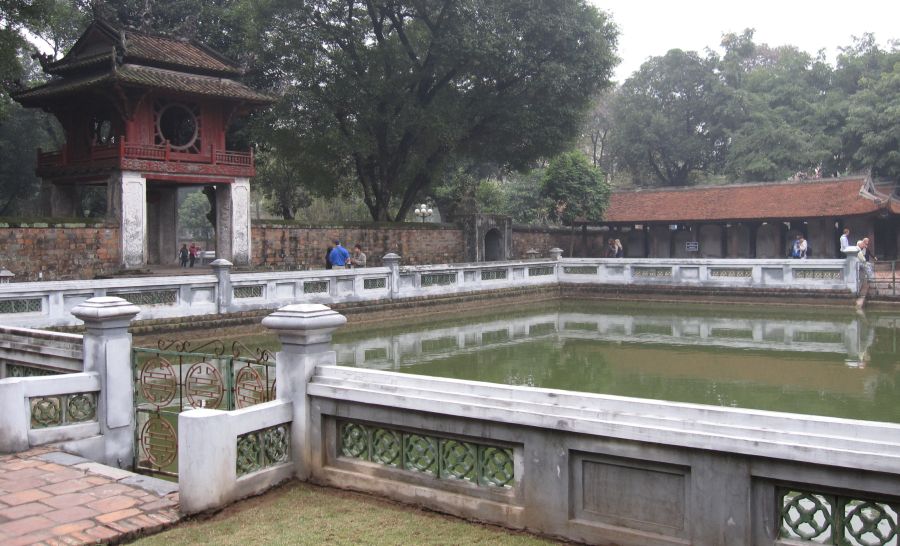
[325,245,333,270]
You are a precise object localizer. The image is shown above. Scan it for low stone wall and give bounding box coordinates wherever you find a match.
[0,221,120,281]
[252,223,466,269]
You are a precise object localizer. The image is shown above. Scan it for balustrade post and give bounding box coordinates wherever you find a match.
[383,253,401,300]
[211,259,233,314]
[70,296,140,468]
[843,246,862,294]
[262,304,347,480]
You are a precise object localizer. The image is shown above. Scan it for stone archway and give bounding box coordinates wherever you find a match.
[484,228,503,261]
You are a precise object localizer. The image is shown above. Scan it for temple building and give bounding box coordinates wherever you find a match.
[12,19,272,268]
[596,175,899,260]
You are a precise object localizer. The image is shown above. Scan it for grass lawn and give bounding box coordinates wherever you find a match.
[132,480,562,546]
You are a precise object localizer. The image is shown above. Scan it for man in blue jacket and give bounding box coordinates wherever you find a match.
[328,239,350,268]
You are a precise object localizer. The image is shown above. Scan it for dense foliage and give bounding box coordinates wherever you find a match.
[606,30,900,187]
[2,4,899,223]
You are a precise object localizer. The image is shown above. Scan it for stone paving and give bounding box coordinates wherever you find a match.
[0,447,180,545]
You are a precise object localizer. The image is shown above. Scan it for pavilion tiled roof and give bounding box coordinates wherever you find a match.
[13,64,272,105]
[13,19,274,107]
[43,19,240,77]
[602,176,884,223]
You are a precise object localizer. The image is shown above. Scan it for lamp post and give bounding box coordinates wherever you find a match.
[414,203,433,223]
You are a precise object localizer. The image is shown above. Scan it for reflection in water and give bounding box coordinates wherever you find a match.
[332,303,900,423]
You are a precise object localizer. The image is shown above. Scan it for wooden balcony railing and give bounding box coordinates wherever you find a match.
[37,140,254,171]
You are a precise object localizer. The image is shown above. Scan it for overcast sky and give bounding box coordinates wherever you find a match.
[593,0,900,82]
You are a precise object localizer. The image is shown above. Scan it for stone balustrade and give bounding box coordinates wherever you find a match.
[0,253,862,329]
[172,302,899,546]
[0,325,83,377]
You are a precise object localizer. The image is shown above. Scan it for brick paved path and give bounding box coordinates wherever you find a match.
[0,447,180,545]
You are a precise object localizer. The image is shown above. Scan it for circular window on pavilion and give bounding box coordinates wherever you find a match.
[154,101,201,153]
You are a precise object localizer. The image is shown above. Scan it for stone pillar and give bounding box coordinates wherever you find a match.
[843,246,862,295]
[211,259,233,314]
[158,188,178,265]
[50,184,79,217]
[549,248,563,260]
[70,296,141,468]
[116,171,148,269]
[262,304,347,480]
[383,253,401,300]
[215,178,252,266]
[0,379,28,452]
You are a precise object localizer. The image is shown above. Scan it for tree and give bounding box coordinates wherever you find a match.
[846,55,900,181]
[178,191,214,241]
[257,0,618,221]
[581,89,616,171]
[609,49,732,186]
[540,151,610,256]
[719,35,840,181]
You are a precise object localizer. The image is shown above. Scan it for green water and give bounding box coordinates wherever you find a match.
[151,301,900,423]
[329,301,900,424]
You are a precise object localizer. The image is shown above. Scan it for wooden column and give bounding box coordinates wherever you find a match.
[749,223,759,259]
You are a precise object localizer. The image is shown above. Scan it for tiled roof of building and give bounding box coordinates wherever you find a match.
[602,176,883,223]
[43,19,240,77]
[14,64,272,105]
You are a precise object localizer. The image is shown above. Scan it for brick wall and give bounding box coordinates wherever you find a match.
[0,223,120,281]
[511,226,607,259]
[0,221,607,280]
[252,223,466,268]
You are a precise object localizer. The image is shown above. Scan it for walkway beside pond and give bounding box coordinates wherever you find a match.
[0,447,180,545]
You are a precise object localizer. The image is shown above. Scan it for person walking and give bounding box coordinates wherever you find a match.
[325,244,333,270]
[798,236,808,259]
[178,244,189,268]
[349,244,367,268]
[328,239,350,268]
[188,243,198,267]
[614,239,624,258]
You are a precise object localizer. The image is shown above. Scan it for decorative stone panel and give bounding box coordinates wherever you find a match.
[779,487,898,546]
[339,420,515,488]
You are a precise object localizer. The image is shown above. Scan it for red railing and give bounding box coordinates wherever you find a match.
[37,140,253,170]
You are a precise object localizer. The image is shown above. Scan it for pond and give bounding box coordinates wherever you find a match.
[146,300,900,424]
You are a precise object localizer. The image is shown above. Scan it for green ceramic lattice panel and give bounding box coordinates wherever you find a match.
[0,298,41,314]
[304,281,328,294]
[234,285,263,298]
[480,269,508,281]
[795,269,843,280]
[236,423,291,476]
[403,434,439,475]
[562,266,597,275]
[114,290,177,306]
[29,392,97,429]
[779,487,900,545]
[479,446,515,487]
[421,273,456,287]
[339,421,513,489]
[364,278,387,290]
[440,439,477,482]
[528,266,554,276]
[371,428,402,467]
[7,364,58,377]
[340,422,369,458]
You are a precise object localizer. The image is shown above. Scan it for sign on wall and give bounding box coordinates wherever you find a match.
[685,241,700,252]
